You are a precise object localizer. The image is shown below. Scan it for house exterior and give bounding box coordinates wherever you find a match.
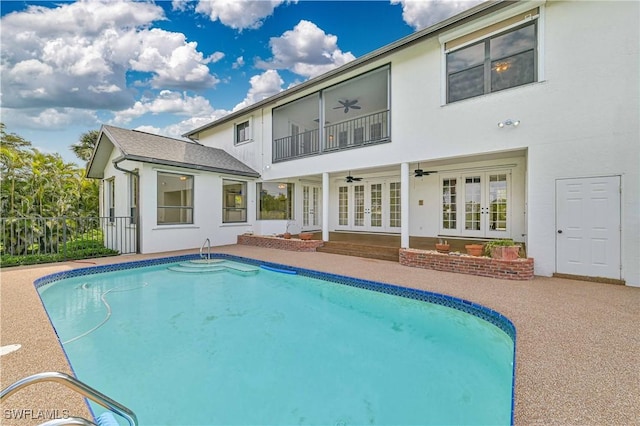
[88,0,639,287]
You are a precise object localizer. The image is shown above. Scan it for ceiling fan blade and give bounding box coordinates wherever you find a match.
[351,105,361,109]
[333,106,343,110]
[344,107,349,113]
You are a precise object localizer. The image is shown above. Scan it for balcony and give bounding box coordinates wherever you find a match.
[273,110,390,162]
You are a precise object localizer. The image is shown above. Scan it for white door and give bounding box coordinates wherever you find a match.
[302,184,321,230]
[337,180,401,232]
[556,176,621,279]
[353,182,383,231]
[440,170,511,238]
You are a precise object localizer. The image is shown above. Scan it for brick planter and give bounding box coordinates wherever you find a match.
[237,235,324,252]
[399,248,534,280]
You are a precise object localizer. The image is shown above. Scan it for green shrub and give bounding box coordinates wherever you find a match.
[0,247,119,267]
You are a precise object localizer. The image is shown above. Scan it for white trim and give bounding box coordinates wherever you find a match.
[444,14,539,54]
[438,0,546,46]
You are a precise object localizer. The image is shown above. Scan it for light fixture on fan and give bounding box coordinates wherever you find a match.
[414,163,437,177]
[498,119,520,128]
[345,171,363,183]
[333,99,361,113]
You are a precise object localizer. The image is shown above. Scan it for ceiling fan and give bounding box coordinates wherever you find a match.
[414,164,437,177]
[334,99,361,113]
[345,171,363,183]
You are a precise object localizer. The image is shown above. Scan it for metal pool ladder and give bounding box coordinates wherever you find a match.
[200,237,211,260]
[1,371,138,426]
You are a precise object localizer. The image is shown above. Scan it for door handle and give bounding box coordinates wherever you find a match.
[557,230,563,234]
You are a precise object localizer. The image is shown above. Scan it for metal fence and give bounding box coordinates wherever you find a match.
[0,216,137,262]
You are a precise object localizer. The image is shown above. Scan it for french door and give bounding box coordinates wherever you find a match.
[440,170,511,238]
[337,180,401,232]
[302,184,321,230]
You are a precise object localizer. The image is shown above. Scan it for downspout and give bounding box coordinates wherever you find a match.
[113,156,141,254]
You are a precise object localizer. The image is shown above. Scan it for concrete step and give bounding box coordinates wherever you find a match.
[316,241,399,262]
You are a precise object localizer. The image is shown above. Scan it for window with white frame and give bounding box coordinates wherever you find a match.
[235,120,251,144]
[223,179,247,223]
[157,172,193,225]
[129,173,138,225]
[105,178,115,223]
[446,10,538,103]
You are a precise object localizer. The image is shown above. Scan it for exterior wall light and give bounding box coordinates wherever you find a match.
[498,119,520,128]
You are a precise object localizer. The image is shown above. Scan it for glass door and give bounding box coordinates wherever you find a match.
[302,184,321,230]
[440,170,510,237]
[337,180,400,232]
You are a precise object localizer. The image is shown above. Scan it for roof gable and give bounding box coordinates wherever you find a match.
[86,125,259,179]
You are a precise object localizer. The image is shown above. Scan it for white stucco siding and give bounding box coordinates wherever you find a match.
[136,164,255,254]
[100,148,138,253]
[183,1,638,284]
[525,1,639,286]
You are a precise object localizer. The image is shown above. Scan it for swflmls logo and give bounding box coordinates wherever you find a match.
[3,409,70,420]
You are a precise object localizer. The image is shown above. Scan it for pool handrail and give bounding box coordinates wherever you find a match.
[0,371,138,426]
[200,238,211,260]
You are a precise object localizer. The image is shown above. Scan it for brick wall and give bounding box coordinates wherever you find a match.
[399,248,534,280]
[237,235,324,252]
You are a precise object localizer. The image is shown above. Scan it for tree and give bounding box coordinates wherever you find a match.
[70,129,99,163]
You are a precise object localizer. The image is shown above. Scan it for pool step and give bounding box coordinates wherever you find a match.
[167,261,259,275]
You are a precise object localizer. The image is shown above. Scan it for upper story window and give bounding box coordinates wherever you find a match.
[446,10,538,103]
[223,179,247,223]
[157,172,193,225]
[235,119,251,144]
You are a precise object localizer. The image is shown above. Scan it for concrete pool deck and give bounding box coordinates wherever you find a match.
[1,244,639,425]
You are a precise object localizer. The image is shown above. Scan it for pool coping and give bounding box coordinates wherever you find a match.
[34,252,517,425]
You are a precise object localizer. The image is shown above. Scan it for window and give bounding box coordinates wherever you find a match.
[440,171,510,237]
[446,17,537,103]
[105,178,115,223]
[223,180,247,223]
[235,120,251,144]
[157,172,193,225]
[389,182,401,228]
[129,173,138,225]
[257,182,293,220]
[338,186,348,226]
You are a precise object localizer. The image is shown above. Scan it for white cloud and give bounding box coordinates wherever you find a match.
[128,28,220,89]
[0,1,219,111]
[194,0,292,31]
[233,70,284,111]
[136,113,232,141]
[390,0,484,31]
[112,90,215,124]
[1,107,97,130]
[256,20,355,78]
[232,56,245,69]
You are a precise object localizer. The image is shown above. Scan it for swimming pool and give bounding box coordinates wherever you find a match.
[36,254,516,425]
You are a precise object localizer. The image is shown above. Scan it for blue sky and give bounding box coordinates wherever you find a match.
[1,0,482,165]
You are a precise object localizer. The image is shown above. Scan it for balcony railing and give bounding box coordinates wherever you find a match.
[273,110,390,162]
[0,216,137,266]
[273,129,320,162]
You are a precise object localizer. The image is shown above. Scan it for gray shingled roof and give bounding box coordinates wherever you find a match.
[93,125,259,178]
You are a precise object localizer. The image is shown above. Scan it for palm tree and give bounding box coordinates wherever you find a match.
[70,130,99,163]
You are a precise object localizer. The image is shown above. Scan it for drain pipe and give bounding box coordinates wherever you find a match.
[113,156,140,254]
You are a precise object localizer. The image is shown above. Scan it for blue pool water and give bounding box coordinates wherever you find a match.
[37,256,515,425]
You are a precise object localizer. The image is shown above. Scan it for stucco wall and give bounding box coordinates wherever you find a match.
[178,1,640,284]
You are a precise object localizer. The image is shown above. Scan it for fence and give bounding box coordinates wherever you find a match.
[0,216,137,265]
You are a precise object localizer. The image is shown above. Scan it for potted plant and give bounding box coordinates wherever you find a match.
[299,232,314,240]
[484,239,521,260]
[435,239,450,253]
[465,243,484,256]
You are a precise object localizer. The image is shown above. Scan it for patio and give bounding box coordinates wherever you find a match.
[1,244,638,425]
